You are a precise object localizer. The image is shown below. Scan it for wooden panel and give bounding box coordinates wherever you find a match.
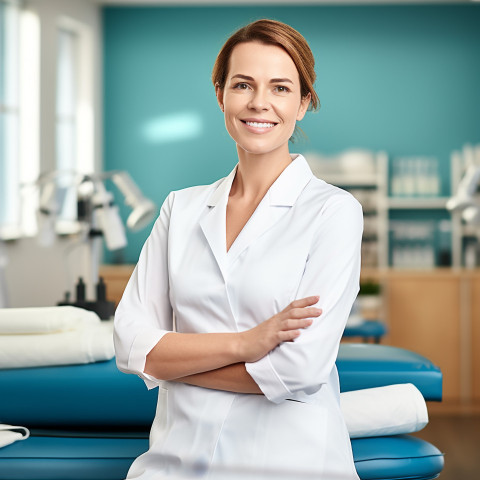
[470,275,480,402]
[386,274,461,402]
[99,264,135,306]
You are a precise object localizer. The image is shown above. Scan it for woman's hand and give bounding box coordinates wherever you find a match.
[237,296,322,363]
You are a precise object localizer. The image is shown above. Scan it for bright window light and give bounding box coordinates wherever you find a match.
[19,8,40,237]
[0,1,40,239]
[0,0,21,240]
[56,27,80,233]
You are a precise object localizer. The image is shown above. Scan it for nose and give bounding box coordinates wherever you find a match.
[248,88,270,111]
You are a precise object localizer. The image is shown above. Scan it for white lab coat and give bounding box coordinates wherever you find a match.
[114,154,362,479]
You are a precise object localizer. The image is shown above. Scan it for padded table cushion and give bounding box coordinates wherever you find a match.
[351,435,444,480]
[0,359,157,428]
[0,433,444,480]
[0,344,442,427]
[343,320,387,340]
[337,344,442,401]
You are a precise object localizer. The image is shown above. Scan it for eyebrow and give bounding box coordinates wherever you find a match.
[231,74,294,84]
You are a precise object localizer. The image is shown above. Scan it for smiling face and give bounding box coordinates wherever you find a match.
[216,41,311,159]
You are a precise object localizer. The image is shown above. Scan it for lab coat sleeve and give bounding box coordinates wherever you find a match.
[246,193,363,403]
[113,192,174,389]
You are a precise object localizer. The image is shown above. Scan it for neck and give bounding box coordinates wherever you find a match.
[231,146,293,201]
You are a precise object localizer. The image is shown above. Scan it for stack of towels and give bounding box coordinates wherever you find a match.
[0,306,114,369]
[0,306,115,449]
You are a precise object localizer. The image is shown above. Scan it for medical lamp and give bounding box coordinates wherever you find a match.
[110,171,156,231]
[35,170,156,318]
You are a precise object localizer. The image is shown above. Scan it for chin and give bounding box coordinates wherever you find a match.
[235,137,289,156]
[238,144,283,156]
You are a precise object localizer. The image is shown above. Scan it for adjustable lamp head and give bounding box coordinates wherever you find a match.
[111,171,156,231]
[92,182,127,251]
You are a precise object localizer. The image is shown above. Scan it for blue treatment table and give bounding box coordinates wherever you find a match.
[0,344,444,480]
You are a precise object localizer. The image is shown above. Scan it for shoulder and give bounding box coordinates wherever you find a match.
[301,176,363,220]
[171,178,223,203]
[160,176,225,212]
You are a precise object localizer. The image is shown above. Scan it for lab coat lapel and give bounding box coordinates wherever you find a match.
[225,195,281,268]
[226,155,314,269]
[199,166,237,280]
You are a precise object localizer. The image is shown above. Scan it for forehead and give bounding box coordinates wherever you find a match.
[227,41,300,82]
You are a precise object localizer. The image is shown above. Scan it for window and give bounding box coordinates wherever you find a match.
[0,0,20,239]
[55,27,80,233]
[0,5,94,239]
[0,0,39,239]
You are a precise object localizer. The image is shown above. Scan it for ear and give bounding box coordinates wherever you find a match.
[215,83,225,112]
[296,92,311,121]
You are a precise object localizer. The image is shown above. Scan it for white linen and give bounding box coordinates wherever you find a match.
[114,155,363,479]
[0,318,114,369]
[0,306,99,334]
[0,424,30,449]
[340,383,429,438]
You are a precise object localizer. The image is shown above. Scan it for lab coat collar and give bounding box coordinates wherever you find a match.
[200,154,313,279]
[206,154,313,208]
[206,166,238,207]
[268,154,314,206]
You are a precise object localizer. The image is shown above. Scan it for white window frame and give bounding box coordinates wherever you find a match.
[54,17,95,235]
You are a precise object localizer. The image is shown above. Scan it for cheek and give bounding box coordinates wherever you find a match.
[283,104,302,128]
[223,92,244,112]
[279,96,303,121]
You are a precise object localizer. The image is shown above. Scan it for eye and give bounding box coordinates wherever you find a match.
[233,82,250,90]
[274,85,290,93]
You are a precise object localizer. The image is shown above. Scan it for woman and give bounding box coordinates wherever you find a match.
[114,19,362,480]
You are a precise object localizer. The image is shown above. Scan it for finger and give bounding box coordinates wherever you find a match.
[278,330,301,342]
[289,307,322,320]
[282,318,313,330]
[288,296,320,310]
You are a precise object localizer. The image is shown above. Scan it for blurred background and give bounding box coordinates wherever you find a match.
[0,1,480,477]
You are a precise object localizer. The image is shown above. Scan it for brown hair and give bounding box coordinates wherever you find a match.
[212,19,320,112]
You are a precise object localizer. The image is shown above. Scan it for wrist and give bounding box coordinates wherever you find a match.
[232,331,247,363]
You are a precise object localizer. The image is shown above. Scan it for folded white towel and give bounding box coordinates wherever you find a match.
[0,424,30,449]
[0,306,99,335]
[340,383,429,438]
[0,321,114,369]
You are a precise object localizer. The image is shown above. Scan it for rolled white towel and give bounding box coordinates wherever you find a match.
[340,383,429,438]
[0,424,30,449]
[0,321,114,369]
[0,306,100,335]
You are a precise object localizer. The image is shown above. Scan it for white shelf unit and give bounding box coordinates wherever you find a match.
[387,197,449,209]
[310,151,389,268]
[308,151,456,268]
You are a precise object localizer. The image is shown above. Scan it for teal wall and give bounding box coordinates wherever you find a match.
[103,4,480,263]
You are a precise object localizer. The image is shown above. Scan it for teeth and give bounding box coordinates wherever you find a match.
[246,121,275,128]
